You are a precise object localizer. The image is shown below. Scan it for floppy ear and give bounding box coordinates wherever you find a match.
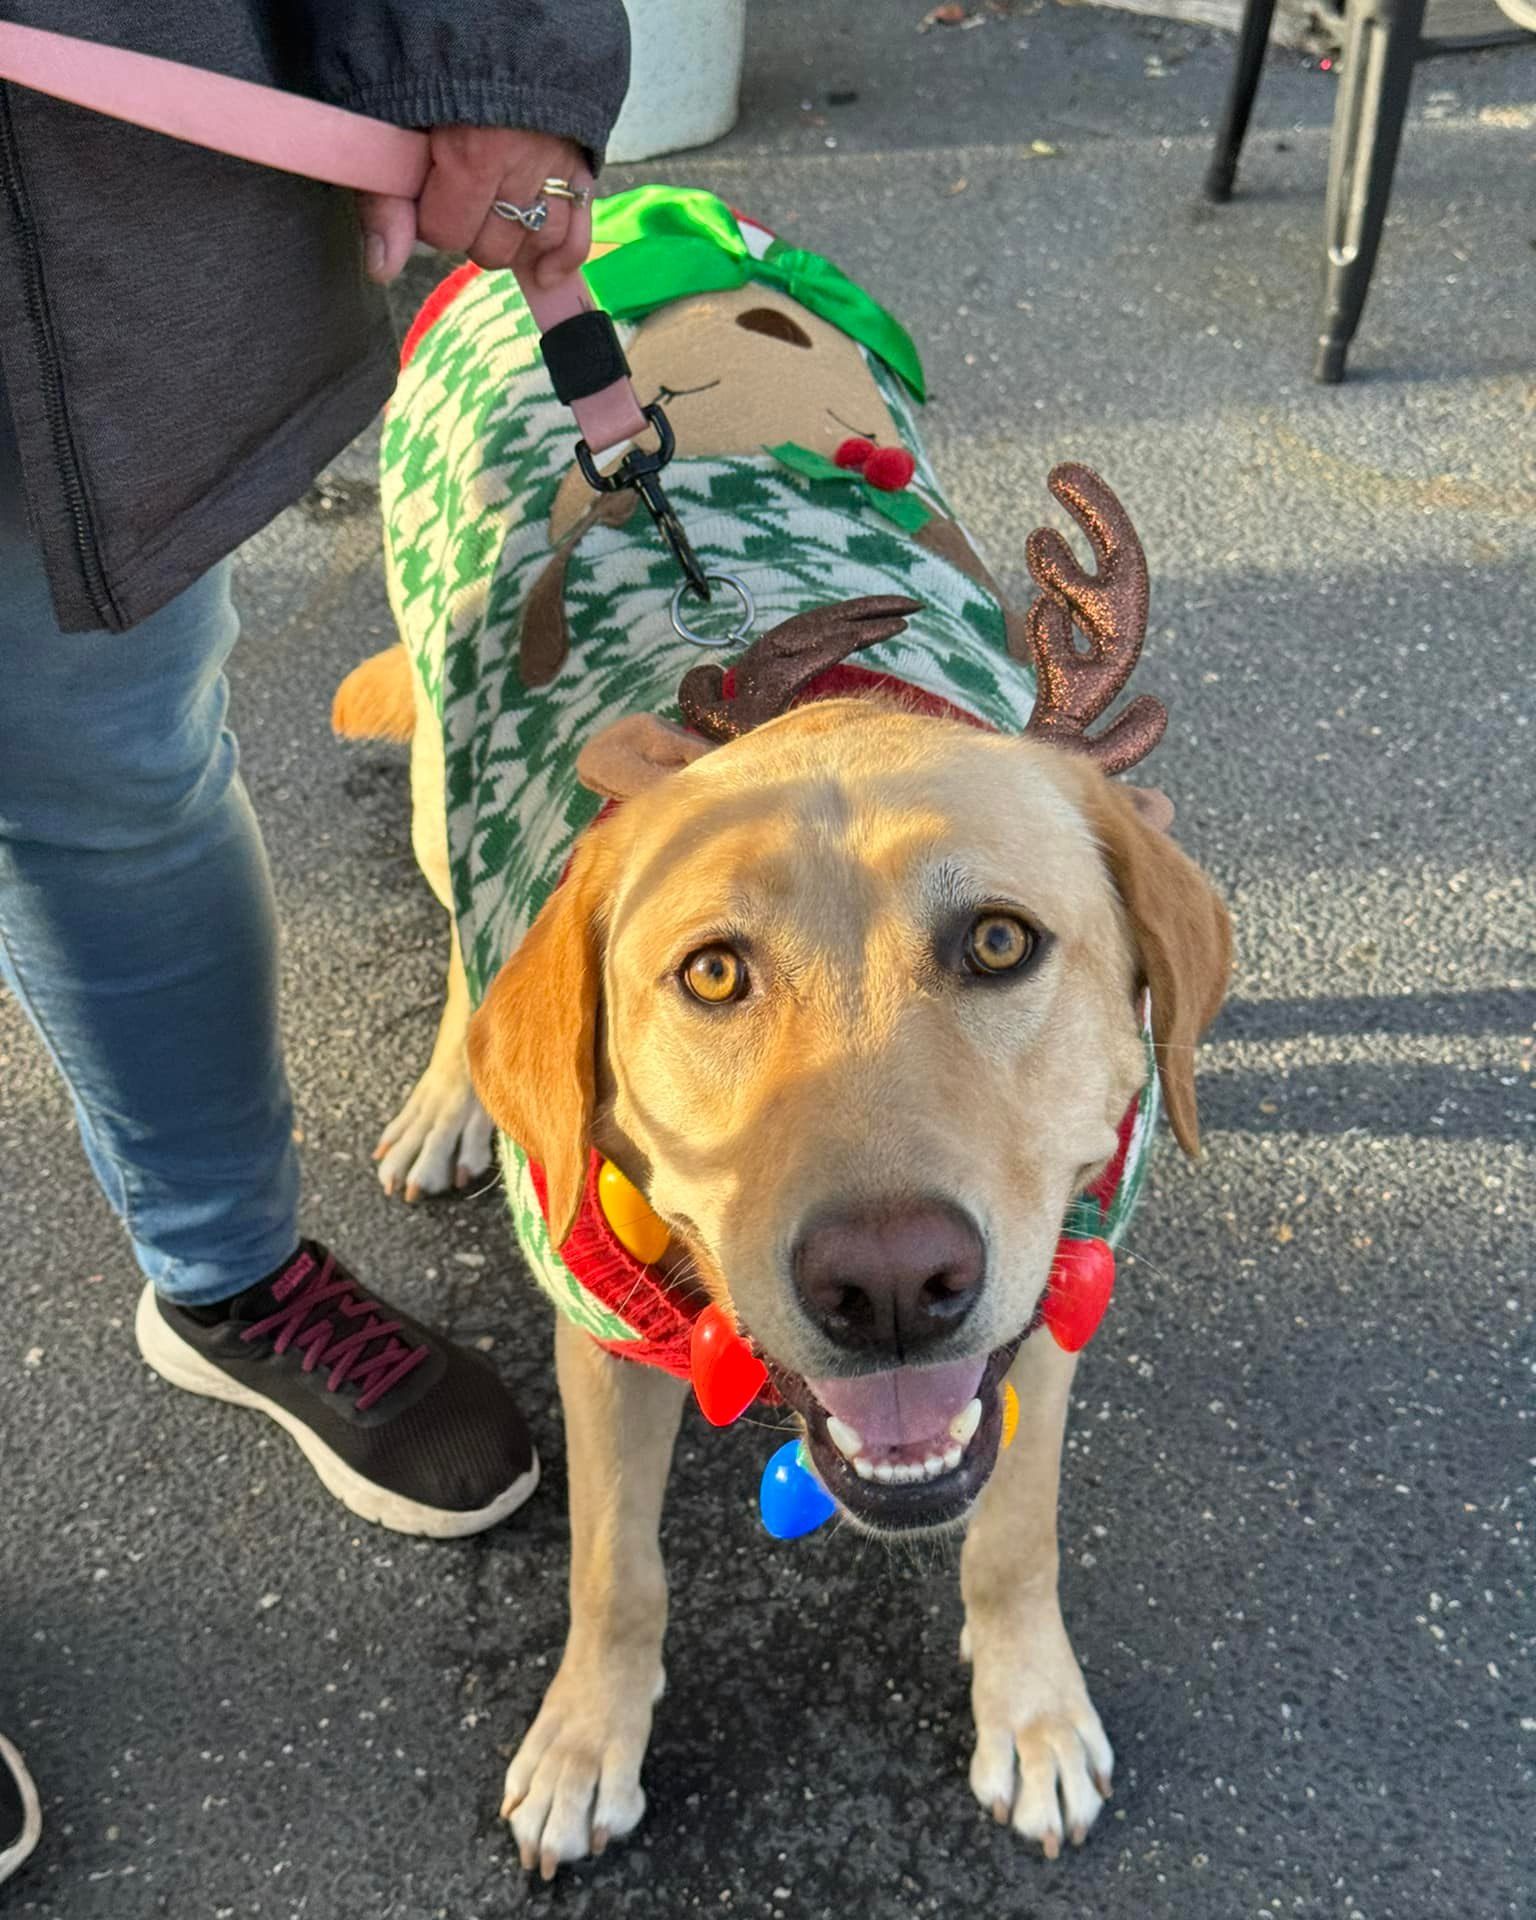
[1081,776,1231,1157]
[576,712,713,800]
[466,827,615,1243]
[522,491,640,686]
[1125,785,1175,834]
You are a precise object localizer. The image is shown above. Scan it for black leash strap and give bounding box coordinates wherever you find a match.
[537,310,712,604]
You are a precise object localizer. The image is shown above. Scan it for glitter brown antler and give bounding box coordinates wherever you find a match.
[678,595,922,743]
[1022,464,1166,776]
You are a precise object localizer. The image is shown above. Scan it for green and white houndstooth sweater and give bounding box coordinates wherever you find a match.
[379,260,1158,1354]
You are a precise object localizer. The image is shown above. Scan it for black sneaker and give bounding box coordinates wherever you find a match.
[135,1242,539,1538]
[0,1733,41,1887]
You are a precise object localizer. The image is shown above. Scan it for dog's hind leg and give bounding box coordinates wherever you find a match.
[959,1333,1114,1859]
[503,1316,686,1879]
[371,658,495,1201]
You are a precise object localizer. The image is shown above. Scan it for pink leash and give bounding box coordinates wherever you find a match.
[0,20,650,454]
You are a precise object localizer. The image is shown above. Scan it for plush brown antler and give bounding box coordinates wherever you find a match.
[678,595,922,743]
[1022,464,1166,776]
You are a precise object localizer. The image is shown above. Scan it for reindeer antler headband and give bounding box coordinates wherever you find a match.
[678,595,922,742]
[674,464,1166,773]
[1020,464,1166,774]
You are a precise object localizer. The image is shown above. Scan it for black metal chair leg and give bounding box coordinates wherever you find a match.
[1204,0,1282,201]
[1313,0,1429,382]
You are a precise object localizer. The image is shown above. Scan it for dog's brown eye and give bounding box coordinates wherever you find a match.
[966,914,1034,974]
[682,945,747,1004]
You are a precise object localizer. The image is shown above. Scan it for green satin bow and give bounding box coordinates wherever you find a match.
[584,186,926,402]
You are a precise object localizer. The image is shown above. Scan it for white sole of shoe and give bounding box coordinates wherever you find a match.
[134,1283,540,1539]
[0,1733,42,1888]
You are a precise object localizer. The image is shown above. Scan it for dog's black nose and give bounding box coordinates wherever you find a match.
[792,1200,985,1356]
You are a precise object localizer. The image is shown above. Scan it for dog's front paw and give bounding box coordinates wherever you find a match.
[967,1635,1114,1858]
[372,1065,493,1202]
[501,1654,662,1879]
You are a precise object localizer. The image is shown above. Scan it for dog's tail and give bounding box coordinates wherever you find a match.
[332,646,415,743]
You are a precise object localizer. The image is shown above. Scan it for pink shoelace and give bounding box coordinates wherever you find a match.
[241,1248,430,1412]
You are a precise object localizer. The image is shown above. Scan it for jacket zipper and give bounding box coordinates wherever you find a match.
[0,88,117,628]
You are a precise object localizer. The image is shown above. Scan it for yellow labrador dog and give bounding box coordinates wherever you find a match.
[341,238,1230,1877]
[467,689,1227,1873]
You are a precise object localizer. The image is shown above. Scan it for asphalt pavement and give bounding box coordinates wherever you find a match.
[2,4,1532,1916]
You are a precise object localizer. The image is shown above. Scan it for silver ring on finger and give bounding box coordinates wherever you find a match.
[491,197,549,232]
[541,178,591,208]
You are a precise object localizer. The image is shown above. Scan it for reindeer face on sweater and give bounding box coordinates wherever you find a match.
[549,285,903,542]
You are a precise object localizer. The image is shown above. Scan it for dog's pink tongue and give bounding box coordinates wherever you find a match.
[809,1355,988,1448]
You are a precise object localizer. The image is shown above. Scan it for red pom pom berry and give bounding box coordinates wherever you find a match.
[833,437,875,471]
[861,445,917,492]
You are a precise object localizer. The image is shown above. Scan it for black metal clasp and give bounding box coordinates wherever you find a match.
[574,403,712,603]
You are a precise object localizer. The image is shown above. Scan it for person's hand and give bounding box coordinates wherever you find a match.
[357,127,594,290]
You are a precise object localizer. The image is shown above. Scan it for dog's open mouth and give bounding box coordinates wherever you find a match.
[770,1336,1026,1532]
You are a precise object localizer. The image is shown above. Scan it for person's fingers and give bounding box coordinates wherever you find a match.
[531,200,592,289]
[468,165,575,273]
[355,191,418,284]
[417,131,506,254]
[513,194,572,280]
[531,170,594,288]
[466,197,537,273]
[412,131,592,275]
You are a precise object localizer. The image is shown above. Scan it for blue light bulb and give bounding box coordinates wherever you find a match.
[759,1440,836,1539]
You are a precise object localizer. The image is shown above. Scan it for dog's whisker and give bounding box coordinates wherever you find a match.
[736,1413,798,1435]
[609,1274,652,1320]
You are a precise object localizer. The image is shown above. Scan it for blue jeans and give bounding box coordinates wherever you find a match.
[0,399,299,1304]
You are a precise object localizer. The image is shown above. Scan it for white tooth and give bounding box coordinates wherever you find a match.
[826,1416,864,1461]
[874,1462,896,1484]
[949,1398,983,1449]
[943,1443,963,1471]
[854,1457,875,1480]
[923,1455,945,1479]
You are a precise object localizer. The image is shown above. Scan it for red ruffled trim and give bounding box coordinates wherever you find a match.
[717,661,995,732]
[527,1151,699,1380]
[1086,1099,1139,1211]
[399,262,484,371]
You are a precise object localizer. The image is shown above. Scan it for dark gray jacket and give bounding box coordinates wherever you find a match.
[0,1,629,631]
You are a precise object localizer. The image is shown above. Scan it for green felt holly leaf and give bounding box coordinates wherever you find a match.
[765,441,933,532]
[865,486,931,533]
[765,441,847,483]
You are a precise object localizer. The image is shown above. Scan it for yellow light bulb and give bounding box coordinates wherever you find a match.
[597,1160,671,1265]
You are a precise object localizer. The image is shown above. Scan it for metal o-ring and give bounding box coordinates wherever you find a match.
[670,573,755,648]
